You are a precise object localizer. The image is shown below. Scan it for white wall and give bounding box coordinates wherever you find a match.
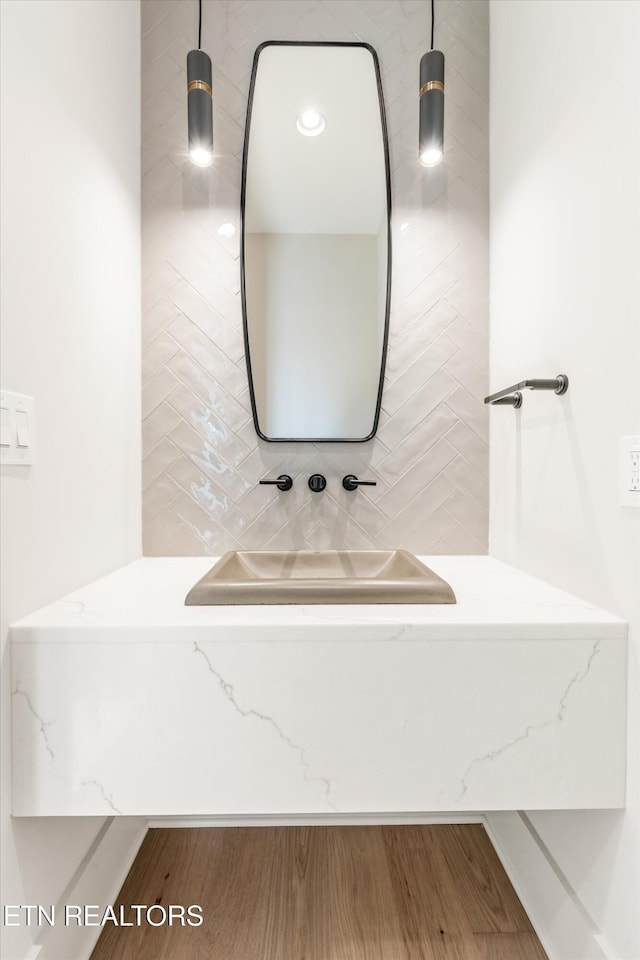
[0,2,141,958]
[489,1,640,957]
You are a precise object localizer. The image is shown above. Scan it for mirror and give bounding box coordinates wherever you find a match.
[241,42,391,442]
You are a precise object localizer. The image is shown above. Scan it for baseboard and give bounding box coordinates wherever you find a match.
[36,817,147,960]
[148,812,485,828]
[484,811,608,960]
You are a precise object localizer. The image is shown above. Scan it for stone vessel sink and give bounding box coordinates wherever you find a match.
[185,550,456,605]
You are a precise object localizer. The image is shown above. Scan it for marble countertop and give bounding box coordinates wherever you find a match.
[10,556,626,642]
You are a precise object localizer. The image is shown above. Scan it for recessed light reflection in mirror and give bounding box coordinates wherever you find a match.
[296,108,326,137]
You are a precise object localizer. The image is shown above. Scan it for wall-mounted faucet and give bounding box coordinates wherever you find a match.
[342,475,377,492]
[259,474,293,491]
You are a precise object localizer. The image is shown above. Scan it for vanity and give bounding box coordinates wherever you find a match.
[9,43,627,823]
[11,555,626,817]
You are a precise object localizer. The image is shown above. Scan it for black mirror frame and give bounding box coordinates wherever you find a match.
[240,40,392,443]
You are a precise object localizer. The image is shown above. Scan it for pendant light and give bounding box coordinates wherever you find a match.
[419,0,444,167]
[187,0,213,167]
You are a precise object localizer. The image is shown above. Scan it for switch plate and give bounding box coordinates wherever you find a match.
[620,435,640,508]
[0,391,35,465]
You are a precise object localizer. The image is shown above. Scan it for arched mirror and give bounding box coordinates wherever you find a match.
[241,41,391,442]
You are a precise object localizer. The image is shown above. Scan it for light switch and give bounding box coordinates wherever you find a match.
[16,409,30,447]
[0,391,35,465]
[0,407,11,446]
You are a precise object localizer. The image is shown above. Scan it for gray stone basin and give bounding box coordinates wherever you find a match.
[184,550,456,605]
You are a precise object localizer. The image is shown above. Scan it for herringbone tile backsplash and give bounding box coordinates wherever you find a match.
[141,0,489,556]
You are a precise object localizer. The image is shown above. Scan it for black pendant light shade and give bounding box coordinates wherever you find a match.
[187,48,213,166]
[419,48,444,167]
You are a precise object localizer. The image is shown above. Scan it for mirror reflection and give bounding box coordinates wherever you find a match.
[242,42,391,442]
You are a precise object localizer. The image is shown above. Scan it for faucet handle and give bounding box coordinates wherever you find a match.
[342,474,377,492]
[259,474,293,492]
[308,473,327,493]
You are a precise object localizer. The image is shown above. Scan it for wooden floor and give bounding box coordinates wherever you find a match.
[91,825,547,960]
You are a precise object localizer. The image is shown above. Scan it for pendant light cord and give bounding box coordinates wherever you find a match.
[430,0,435,50]
[198,0,202,49]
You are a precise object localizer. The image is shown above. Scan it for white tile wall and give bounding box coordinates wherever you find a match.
[141,0,489,556]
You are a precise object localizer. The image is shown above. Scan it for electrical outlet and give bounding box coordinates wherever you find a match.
[620,435,640,508]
